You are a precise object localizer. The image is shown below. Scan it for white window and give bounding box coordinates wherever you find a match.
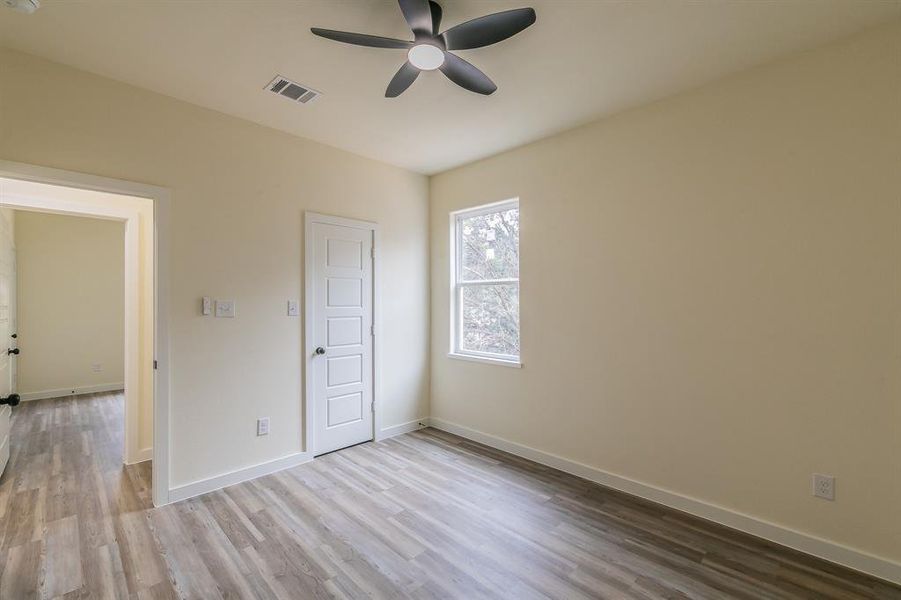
[450,199,520,367]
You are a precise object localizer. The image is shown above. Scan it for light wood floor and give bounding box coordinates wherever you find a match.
[0,393,898,599]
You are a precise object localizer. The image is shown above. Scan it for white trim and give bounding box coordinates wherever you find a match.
[127,447,153,465]
[0,160,172,507]
[457,278,519,287]
[372,226,384,442]
[449,198,520,220]
[304,212,381,452]
[19,383,125,402]
[426,417,901,586]
[379,419,426,440]
[447,353,522,368]
[168,451,312,504]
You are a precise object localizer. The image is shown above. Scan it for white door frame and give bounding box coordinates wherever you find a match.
[0,160,171,507]
[304,212,381,455]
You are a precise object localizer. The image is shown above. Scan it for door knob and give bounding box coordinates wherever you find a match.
[0,394,20,407]
[10,333,16,338]
[315,347,326,355]
[7,348,18,356]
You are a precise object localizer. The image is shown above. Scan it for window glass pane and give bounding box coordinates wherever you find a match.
[460,207,519,281]
[460,284,519,357]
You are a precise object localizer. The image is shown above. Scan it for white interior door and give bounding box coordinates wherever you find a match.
[310,219,374,456]
[0,217,17,478]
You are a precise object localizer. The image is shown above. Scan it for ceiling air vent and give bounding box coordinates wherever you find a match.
[265,75,321,104]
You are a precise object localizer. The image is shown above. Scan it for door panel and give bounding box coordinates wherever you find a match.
[0,218,15,478]
[327,278,362,306]
[328,317,362,347]
[328,392,363,427]
[311,221,373,456]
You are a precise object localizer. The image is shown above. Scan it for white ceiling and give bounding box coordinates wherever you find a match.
[1,1,898,174]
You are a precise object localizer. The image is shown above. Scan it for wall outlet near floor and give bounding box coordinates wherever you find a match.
[257,417,270,436]
[91,363,103,372]
[812,474,835,501]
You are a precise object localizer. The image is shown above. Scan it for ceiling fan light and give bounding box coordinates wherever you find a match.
[408,44,445,70]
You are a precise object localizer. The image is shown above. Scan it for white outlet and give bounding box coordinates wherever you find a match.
[287,300,299,317]
[812,473,835,501]
[91,363,103,373]
[257,417,270,436]
[202,296,212,316]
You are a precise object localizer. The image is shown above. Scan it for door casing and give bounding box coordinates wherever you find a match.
[304,212,381,456]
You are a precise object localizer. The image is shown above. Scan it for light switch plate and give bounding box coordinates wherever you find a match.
[202,296,212,316]
[287,300,299,316]
[215,299,236,318]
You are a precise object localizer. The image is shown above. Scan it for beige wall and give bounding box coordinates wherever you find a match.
[430,22,901,565]
[15,211,124,394]
[0,47,431,488]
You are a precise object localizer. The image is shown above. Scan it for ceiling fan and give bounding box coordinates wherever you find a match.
[311,0,536,97]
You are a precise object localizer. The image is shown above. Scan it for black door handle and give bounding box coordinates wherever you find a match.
[315,347,326,355]
[7,348,19,356]
[0,394,19,407]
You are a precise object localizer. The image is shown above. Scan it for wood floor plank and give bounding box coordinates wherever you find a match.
[0,392,899,599]
[1,539,42,599]
[84,542,131,600]
[42,515,84,598]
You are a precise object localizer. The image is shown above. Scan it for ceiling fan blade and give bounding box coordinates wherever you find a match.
[311,28,412,49]
[386,62,421,97]
[441,8,537,51]
[398,0,433,37]
[439,52,497,95]
[429,1,442,35]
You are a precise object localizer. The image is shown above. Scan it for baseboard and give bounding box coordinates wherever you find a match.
[378,418,427,441]
[167,451,312,504]
[426,417,901,586]
[168,420,426,505]
[19,383,125,402]
[126,447,152,465]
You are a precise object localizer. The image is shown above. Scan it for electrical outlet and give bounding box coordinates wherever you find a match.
[257,417,270,436]
[91,363,103,373]
[287,300,299,317]
[812,474,835,501]
[202,296,212,316]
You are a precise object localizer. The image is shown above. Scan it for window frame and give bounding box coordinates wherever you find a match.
[448,198,522,368]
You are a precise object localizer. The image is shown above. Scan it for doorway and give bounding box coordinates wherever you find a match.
[0,162,170,507]
[305,212,378,456]
[1,210,128,481]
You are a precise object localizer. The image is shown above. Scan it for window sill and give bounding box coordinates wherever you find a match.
[447,353,522,368]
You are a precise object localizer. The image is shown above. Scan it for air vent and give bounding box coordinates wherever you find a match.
[265,75,321,104]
